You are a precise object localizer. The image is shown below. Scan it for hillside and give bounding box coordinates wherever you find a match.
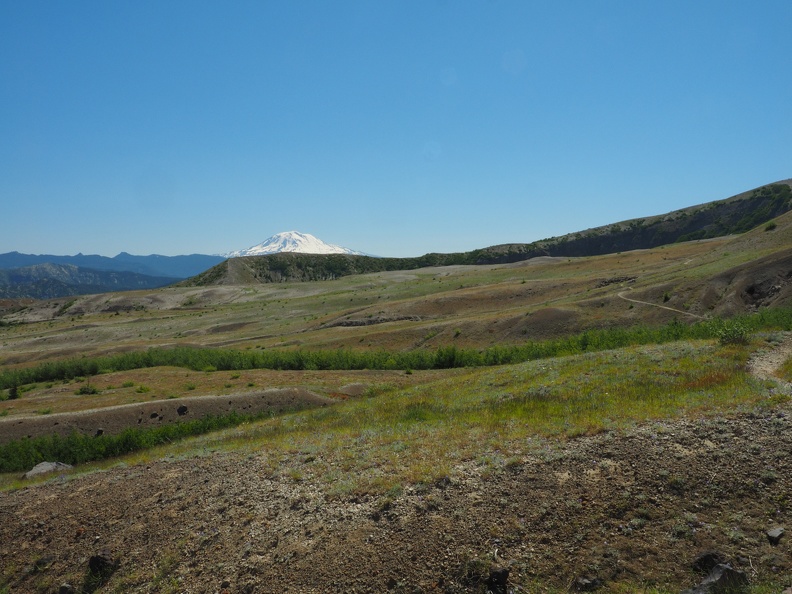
[6,207,792,357]
[477,179,792,263]
[0,264,180,299]
[2,182,792,593]
[0,252,224,279]
[183,180,792,287]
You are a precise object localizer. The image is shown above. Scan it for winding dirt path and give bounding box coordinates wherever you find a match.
[617,288,705,319]
[748,331,792,390]
[616,284,792,389]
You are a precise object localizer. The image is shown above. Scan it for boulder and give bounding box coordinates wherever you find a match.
[692,551,726,574]
[766,526,785,545]
[680,563,748,594]
[23,461,73,479]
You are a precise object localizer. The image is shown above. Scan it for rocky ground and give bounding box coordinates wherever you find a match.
[1,347,791,593]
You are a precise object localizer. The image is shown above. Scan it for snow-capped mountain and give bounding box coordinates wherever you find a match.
[224,231,366,258]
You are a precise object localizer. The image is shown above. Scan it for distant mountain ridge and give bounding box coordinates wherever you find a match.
[470,179,792,264]
[5,179,792,297]
[224,231,366,258]
[0,264,180,299]
[0,252,224,300]
[0,252,225,279]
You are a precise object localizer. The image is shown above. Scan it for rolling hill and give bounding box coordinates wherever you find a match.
[184,180,792,287]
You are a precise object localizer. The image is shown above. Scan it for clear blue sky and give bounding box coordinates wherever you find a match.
[2,1,791,257]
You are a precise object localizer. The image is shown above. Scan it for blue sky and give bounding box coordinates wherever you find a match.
[2,1,791,257]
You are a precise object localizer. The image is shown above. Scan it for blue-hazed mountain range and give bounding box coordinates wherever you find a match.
[0,252,225,279]
[0,252,226,299]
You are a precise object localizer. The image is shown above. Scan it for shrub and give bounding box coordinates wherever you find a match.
[714,320,750,345]
[75,385,99,395]
[2,309,790,389]
[0,410,262,473]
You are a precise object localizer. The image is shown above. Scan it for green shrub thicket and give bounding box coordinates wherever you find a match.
[0,411,256,474]
[2,309,790,390]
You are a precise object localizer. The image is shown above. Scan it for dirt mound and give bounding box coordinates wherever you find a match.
[0,388,333,444]
[704,248,792,314]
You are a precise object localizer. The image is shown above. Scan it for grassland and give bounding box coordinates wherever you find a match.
[1,213,792,592]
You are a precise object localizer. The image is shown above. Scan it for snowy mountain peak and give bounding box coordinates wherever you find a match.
[224,231,365,258]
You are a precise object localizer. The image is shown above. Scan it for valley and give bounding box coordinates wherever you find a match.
[1,200,792,592]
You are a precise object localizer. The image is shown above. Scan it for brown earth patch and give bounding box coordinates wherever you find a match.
[704,248,792,314]
[1,408,790,592]
[0,388,333,444]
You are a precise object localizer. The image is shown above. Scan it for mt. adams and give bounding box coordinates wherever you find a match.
[224,231,366,258]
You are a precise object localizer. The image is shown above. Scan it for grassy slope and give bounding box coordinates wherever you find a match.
[3,207,792,367]
[2,209,792,591]
[2,336,790,592]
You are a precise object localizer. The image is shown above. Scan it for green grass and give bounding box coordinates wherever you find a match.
[3,338,768,487]
[777,355,792,382]
[0,410,270,473]
[167,339,780,497]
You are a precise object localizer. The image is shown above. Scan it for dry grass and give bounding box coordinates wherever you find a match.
[0,367,457,417]
[1,231,777,362]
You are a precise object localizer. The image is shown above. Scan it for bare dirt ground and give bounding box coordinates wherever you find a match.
[0,388,334,445]
[1,346,791,593]
[750,334,792,389]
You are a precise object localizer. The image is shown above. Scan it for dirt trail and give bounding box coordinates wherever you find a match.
[617,289,705,319]
[748,331,792,390]
[0,388,334,445]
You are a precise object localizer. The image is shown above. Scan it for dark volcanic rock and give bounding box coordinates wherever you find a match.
[692,551,727,574]
[486,566,509,594]
[681,563,748,594]
[83,550,119,593]
[766,526,785,545]
[89,550,117,572]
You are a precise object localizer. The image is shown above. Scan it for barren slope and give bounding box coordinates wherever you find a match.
[1,397,790,593]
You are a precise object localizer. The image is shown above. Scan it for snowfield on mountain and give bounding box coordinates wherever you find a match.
[224,231,366,258]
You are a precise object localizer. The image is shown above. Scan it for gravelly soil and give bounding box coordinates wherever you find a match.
[1,344,791,593]
[1,403,791,593]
